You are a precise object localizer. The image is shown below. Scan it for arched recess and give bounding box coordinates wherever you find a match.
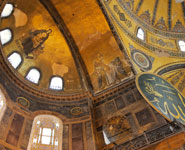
[103,130,111,145]
[7,51,22,69]
[1,3,14,18]
[0,88,7,122]
[26,68,41,84]
[28,115,63,150]
[0,28,12,45]
[49,76,64,90]
[136,27,145,41]
[178,40,185,52]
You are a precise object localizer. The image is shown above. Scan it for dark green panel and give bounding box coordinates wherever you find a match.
[136,73,185,125]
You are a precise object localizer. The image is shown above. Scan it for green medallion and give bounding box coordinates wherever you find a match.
[136,73,185,125]
[17,97,30,108]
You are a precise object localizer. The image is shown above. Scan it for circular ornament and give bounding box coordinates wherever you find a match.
[136,73,185,125]
[71,107,82,116]
[131,49,152,71]
[17,97,30,108]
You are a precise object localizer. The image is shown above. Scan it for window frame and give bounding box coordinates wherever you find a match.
[136,27,145,41]
[0,28,13,46]
[0,88,7,122]
[103,130,111,145]
[7,51,23,69]
[1,3,14,19]
[49,76,64,91]
[40,128,52,145]
[25,67,41,85]
[28,115,63,150]
[178,40,185,52]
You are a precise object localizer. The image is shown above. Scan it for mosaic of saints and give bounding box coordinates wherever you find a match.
[92,53,127,90]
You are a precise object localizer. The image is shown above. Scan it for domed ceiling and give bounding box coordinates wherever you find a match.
[1,0,185,98]
[0,0,133,96]
[100,0,185,69]
[100,0,185,94]
[132,0,185,32]
[0,0,87,94]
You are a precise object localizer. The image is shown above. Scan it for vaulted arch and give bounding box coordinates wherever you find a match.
[0,88,7,122]
[7,52,22,69]
[49,76,63,90]
[179,40,185,52]
[26,68,41,84]
[28,115,63,150]
[0,28,12,45]
[1,3,14,18]
[137,27,145,40]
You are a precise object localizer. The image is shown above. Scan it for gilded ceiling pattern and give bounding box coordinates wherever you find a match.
[0,1,184,149]
[0,0,184,98]
[0,0,84,94]
[0,0,134,95]
[161,68,185,96]
[41,0,133,93]
[100,0,185,76]
[133,0,185,32]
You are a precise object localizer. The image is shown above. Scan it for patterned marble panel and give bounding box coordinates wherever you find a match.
[115,96,126,110]
[6,113,24,146]
[125,92,136,105]
[63,124,69,150]
[72,123,83,150]
[104,101,117,115]
[135,108,154,126]
[85,121,95,150]
[0,107,12,139]
[94,107,103,120]
[20,119,33,150]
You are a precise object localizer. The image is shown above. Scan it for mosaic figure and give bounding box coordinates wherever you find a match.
[17,29,52,59]
[92,53,127,90]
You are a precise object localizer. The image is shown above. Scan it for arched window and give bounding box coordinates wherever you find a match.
[0,88,6,122]
[179,40,185,52]
[7,52,22,69]
[1,3,14,18]
[26,68,40,84]
[28,115,63,150]
[103,131,111,145]
[0,29,12,45]
[137,27,145,40]
[49,77,63,90]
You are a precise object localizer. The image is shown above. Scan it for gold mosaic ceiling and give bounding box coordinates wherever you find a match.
[0,0,133,95]
[99,0,185,96]
[1,0,84,94]
[131,0,185,32]
[0,0,185,97]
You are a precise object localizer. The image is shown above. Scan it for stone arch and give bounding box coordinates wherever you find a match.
[0,87,7,122]
[28,114,63,150]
